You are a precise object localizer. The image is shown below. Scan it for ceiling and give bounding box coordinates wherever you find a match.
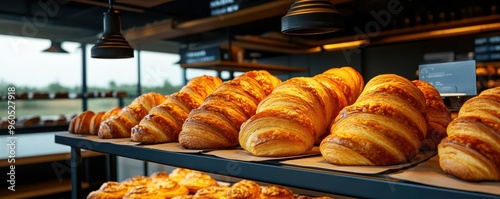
[0,0,498,54]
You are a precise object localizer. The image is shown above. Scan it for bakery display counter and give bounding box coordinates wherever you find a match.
[54,132,499,199]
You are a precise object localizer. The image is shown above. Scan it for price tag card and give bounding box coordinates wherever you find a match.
[419,60,477,96]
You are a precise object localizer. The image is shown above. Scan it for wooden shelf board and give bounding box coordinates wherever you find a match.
[0,178,89,199]
[181,61,308,74]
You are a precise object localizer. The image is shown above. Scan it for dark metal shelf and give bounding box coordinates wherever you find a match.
[54,133,499,199]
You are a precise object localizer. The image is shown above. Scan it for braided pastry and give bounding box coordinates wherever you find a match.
[131,75,222,143]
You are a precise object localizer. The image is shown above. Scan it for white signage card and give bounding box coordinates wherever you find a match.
[419,60,477,96]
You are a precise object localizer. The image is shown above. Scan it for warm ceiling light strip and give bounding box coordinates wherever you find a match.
[377,22,500,44]
[322,40,368,51]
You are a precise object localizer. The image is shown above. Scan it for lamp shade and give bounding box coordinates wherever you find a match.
[91,9,134,58]
[282,0,343,35]
[43,40,68,53]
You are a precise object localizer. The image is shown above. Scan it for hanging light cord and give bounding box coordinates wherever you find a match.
[108,0,114,11]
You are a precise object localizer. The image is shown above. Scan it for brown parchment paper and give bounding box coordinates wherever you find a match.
[388,155,500,195]
[140,142,204,153]
[58,132,138,145]
[204,147,321,162]
[279,151,436,174]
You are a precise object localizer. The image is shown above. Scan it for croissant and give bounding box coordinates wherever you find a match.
[89,107,122,135]
[98,92,166,138]
[438,86,500,181]
[131,76,222,144]
[239,67,363,157]
[320,74,427,165]
[69,110,95,134]
[179,70,281,149]
[412,80,452,151]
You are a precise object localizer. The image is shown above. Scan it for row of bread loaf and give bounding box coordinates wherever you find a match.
[87,167,333,199]
[69,68,499,182]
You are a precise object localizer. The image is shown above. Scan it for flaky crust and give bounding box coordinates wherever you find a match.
[412,80,452,151]
[89,112,105,135]
[69,110,95,134]
[321,74,427,166]
[131,76,222,144]
[260,185,294,199]
[179,71,281,149]
[239,67,363,157]
[438,87,500,181]
[99,92,166,138]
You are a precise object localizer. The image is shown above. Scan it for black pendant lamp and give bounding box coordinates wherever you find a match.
[282,0,344,35]
[43,40,69,53]
[91,0,134,58]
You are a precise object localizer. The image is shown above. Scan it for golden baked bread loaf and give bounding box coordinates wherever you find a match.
[226,180,261,199]
[131,76,222,144]
[87,181,129,199]
[260,185,294,199]
[99,92,166,138]
[438,86,500,181]
[194,186,230,199]
[239,67,363,157]
[412,80,452,151]
[178,172,218,193]
[320,74,428,166]
[179,71,281,149]
[69,111,95,134]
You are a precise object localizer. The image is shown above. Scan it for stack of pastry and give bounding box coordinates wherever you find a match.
[438,86,500,181]
[239,67,364,157]
[179,70,281,149]
[68,106,122,135]
[131,75,222,143]
[98,92,167,138]
[412,80,452,151]
[320,74,428,166]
